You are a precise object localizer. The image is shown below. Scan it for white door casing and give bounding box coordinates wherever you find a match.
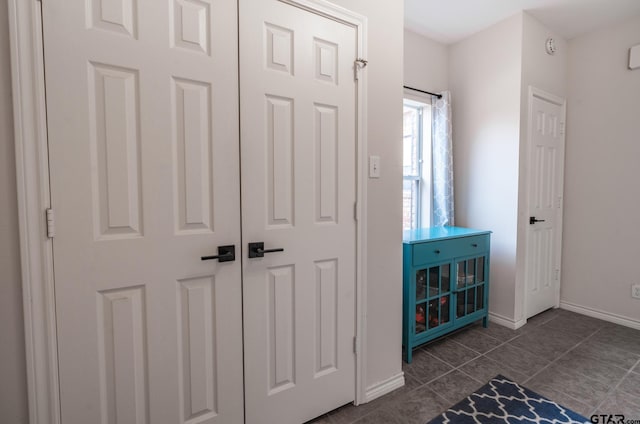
[42,1,244,423]
[240,1,359,423]
[524,87,566,319]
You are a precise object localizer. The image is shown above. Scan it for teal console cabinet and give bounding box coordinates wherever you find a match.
[403,227,491,363]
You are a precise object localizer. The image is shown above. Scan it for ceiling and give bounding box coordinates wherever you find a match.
[405,0,640,45]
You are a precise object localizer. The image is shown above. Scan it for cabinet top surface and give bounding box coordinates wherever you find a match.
[403,226,491,244]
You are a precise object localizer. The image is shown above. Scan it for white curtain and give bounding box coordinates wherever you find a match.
[432,91,454,227]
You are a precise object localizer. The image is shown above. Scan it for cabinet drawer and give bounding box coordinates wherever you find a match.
[412,234,489,266]
[448,235,489,258]
[412,240,453,265]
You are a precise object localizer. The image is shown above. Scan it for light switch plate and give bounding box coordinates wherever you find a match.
[369,155,380,178]
[630,45,640,70]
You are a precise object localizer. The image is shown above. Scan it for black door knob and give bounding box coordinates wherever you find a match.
[201,245,235,262]
[248,242,284,258]
[529,216,546,225]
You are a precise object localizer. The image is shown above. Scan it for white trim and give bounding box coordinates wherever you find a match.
[529,86,565,107]
[280,0,365,26]
[403,88,433,106]
[521,86,566,321]
[280,0,369,406]
[363,372,405,404]
[489,312,526,330]
[355,20,369,408]
[560,302,640,331]
[12,0,369,420]
[8,1,60,424]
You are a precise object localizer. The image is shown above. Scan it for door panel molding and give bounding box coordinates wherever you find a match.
[8,1,60,423]
[10,0,369,422]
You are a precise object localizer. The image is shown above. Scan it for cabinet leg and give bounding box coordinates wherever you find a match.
[405,346,412,363]
[482,316,488,328]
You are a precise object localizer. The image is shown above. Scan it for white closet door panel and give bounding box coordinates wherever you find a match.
[240,1,358,423]
[42,1,243,423]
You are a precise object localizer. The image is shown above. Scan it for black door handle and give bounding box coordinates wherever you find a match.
[248,242,284,258]
[529,216,546,225]
[201,245,235,262]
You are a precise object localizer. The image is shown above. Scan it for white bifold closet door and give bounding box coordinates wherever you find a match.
[42,0,360,422]
[42,1,244,423]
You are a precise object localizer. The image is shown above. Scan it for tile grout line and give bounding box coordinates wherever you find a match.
[522,313,640,413]
[528,325,602,381]
[447,338,501,372]
[400,335,495,417]
[522,327,601,382]
[521,326,608,415]
[402,349,465,401]
[444,324,537,382]
[372,366,464,423]
[591,355,640,415]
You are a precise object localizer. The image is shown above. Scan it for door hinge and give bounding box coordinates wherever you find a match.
[353,202,359,221]
[559,122,565,136]
[354,58,367,81]
[46,208,55,238]
[554,269,560,281]
[353,336,358,354]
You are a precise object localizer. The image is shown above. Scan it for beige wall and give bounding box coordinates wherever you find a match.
[331,0,405,390]
[561,14,640,322]
[0,1,29,423]
[404,29,448,93]
[448,14,523,321]
[0,1,404,416]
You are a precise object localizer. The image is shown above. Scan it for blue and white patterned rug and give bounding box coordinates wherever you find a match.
[427,375,590,424]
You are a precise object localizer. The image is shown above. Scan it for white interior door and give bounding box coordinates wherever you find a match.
[240,1,358,423]
[525,89,566,319]
[43,1,244,423]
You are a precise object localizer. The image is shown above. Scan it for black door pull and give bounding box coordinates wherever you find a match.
[201,245,235,262]
[529,216,546,225]
[248,242,284,258]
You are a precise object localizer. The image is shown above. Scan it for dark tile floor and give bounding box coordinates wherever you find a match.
[308,308,640,424]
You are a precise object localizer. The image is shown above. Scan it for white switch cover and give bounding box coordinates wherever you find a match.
[630,45,640,70]
[369,155,380,178]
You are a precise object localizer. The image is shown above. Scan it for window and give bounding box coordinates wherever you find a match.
[403,97,432,231]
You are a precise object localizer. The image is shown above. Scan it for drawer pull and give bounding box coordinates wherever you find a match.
[434,250,441,254]
[471,243,478,247]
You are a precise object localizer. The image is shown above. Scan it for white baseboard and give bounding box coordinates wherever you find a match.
[559,301,640,330]
[488,312,526,330]
[363,372,405,404]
